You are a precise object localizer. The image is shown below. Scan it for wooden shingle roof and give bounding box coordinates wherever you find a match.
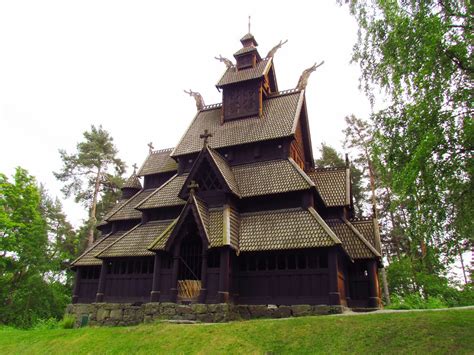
[326,218,380,260]
[97,220,174,258]
[107,189,153,221]
[239,208,341,252]
[71,231,125,266]
[216,58,271,87]
[137,148,177,176]
[233,158,314,197]
[136,174,188,210]
[307,168,350,207]
[122,173,142,189]
[171,90,304,157]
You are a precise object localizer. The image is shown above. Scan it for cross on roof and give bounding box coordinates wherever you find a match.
[248,15,251,33]
[132,163,138,173]
[148,142,154,153]
[187,180,199,195]
[199,129,213,147]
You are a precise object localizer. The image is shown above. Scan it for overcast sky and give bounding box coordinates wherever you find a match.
[0,0,373,227]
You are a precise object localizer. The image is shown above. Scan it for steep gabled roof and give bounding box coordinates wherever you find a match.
[217,58,271,87]
[135,174,187,210]
[71,231,126,266]
[233,158,314,197]
[171,90,304,157]
[239,207,341,252]
[326,218,380,260]
[107,189,153,222]
[307,167,350,207]
[178,146,240,199]
[137,148,177,176]
[149,203,240,252]
[122,173,142,189]
[96,220,174,258]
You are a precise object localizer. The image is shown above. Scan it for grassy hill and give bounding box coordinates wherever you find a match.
[1,309,473,354]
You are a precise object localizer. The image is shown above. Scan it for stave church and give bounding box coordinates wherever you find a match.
[71,30,382,309]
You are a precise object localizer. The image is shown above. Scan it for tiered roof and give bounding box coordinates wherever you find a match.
[171,90,304,157]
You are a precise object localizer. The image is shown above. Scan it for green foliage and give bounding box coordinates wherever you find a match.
[59,315,76,329]
[344,0,473,268]
[0,168,74,328]
[387,294,447,310]
[1,310,473,354]
[54,125,125,246]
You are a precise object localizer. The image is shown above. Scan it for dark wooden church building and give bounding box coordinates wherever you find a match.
[71,31,382,309]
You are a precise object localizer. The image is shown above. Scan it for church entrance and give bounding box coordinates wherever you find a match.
[177,230,202,302]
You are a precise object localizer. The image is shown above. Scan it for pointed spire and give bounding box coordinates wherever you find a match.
[122,169,142,190]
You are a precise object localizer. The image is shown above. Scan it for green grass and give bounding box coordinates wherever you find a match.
[1,309,473,354]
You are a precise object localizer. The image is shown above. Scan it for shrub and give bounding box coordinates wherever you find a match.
[60,315,76,329]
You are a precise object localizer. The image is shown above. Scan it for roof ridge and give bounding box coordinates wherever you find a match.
[287,157,315,188]
[240,207,304,217]
[207,147,241,197]
[95,223,142,259]
[342,217,381,258]
[307,207,342,245]
[312,166,347,172]
[134,174,178,210]
[201,103,222,111]
[150,147,174,154]
[105,189,143,221]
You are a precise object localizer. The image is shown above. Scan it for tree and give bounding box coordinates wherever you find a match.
[343,0,473,283]
[315,143,365,214]
[54,125,125,247]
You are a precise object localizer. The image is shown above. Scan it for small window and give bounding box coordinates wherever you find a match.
[127,260,134,274]
[148,259,155,273]
[319,254,328,268]
[239,256,247,271]
[134,260,142,274]
[120,261,127,274]
[308,255,318,269]
[141,260,148,274]
[113,262,120,274]
[287,254,296,269]
[248,255,256,271]
[297,254,307,269]
[257,256,266,270]
[277,255,286,270]
[268,255,276,270]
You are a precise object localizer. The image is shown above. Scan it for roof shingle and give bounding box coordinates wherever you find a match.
[137,148,177,176]
[97,220,174,258]
[307,168,349,207]
[239,208,340,252]
[136,175,187,210]
[107,189,153,221]
[71,231,126,266]
[171,90,303,157]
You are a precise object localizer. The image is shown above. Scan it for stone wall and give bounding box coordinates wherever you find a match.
[66,303,346,327]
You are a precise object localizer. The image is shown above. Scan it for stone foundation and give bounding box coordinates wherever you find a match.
[66,303,346,327]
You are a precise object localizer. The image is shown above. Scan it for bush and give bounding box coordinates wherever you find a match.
[59,315,76,329]
[387,294,447,310]
[32,318,60,330]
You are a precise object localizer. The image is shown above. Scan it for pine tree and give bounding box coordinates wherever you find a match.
[54,125,125,247]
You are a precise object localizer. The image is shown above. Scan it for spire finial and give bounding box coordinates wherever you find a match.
[187,180,199,196]
[248,15,251,33]
[200,129,213,147]
[132,163,138,173]
[148,142,154,153]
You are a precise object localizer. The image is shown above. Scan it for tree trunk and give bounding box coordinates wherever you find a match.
[87,167,102,247]
[380,267,390,305]
[459,246,468,285]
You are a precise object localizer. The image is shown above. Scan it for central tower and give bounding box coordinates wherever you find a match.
[217,32,278,122]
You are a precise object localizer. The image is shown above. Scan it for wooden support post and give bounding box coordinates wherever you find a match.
[218,248,230,303]
[198,251,208,303]
[328,248,341,306]
[72,268,81,304]
[150,253,161,302]
[367,260,381,308]
[170,249,180,302]
[95,262,107,303]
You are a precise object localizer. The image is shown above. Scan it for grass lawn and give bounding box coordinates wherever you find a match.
[0,309,473,354]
